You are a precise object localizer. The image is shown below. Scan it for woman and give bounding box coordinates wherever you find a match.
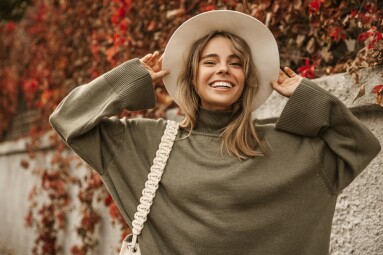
[50,10,380,255]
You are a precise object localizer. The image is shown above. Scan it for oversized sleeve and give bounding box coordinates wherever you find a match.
[49,58,156,174]
[275,78,381,193]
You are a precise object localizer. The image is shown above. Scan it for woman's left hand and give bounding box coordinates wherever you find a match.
[271,67,303,98]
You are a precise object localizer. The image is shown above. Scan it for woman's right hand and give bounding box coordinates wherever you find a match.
[140,51,170,83]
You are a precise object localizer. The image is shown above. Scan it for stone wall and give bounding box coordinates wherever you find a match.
[0,66,382,254]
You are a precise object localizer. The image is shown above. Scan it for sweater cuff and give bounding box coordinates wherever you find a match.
[103,58,156,111]
[275,78,337,137]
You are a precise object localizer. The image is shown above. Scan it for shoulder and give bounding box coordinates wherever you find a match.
[123,117,168,129]
[125,117,170,138]
[255,122,310,144]
[99,116,169,139]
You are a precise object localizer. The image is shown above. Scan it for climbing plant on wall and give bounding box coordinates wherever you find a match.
[1,0,382,254]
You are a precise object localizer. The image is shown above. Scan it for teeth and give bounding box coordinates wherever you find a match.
[211,81,233,88]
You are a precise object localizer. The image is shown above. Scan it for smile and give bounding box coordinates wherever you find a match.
[209,81,234,88]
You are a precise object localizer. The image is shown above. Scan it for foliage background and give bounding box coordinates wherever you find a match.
[0,0,382,254]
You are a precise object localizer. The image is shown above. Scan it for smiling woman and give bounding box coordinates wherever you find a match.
[49,10,381,255]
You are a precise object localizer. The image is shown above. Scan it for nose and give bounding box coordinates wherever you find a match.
[217,63,229,75]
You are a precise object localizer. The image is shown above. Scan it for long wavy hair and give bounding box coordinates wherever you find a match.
[177,31,269,159]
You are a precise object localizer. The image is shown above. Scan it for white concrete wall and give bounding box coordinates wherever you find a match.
[1,66,382,254]
[0,138,121,255]
[0,138,38,255]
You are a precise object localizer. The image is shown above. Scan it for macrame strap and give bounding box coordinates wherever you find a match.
[129,120,179,248]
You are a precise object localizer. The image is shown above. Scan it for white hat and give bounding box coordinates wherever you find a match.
[162,10,280,111]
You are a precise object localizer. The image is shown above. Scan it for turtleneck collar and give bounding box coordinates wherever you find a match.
[193,107,232,134]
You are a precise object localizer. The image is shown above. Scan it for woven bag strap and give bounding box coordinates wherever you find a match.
[130,120,179,247]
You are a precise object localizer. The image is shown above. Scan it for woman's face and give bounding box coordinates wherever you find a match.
[195,36,245,111]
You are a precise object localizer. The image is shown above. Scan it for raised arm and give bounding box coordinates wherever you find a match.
[49,58,160,173]
[275,78,381,193]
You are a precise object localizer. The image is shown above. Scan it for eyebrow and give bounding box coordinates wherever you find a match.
[200,53,240,60]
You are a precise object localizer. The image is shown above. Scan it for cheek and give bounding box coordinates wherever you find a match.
[196,68,210,90]
[197,67,209,80]
[235,70,245,88]
[237,69,246,82]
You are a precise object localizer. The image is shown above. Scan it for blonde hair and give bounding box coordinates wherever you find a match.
[177,31,269,159]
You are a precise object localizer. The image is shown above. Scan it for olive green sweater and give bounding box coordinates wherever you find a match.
[49,59,380,255]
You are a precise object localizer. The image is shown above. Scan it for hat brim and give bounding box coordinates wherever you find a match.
[162,10,280,111]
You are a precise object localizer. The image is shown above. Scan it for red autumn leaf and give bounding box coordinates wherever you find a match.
[88,173,102,188]
[147,20,156,32]
[5,21,16,31]
[20,159,30,169]
[56,211,66,228]
[350,9,357,19]
[22,79,38,95]
[357,31,373,42]
[358,26,377,42]
[80,210,100,230]
[71,246,86,255]
[37,90,53,109]
[25,210,33,227]
[118,6,125,17]
[298,58,316,79]
[104,194,113,206]
[125,0,132,5]
[357,12,372,24]
[363,3,376,13]
[368,32,383,49]
[119,19,129,31]
[111,14,119,24]
[329,27,346,41]
[201,5,215,12]
[108,202,120,218]
[308,0,323,14]
[371,85,383,94]
[106,46,118,64]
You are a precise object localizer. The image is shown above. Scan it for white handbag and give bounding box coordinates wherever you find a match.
[119,120,179,255]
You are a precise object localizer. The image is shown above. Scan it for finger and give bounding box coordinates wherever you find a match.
[153,54,164,70]
[277,70,287,83]
[151,53,165,73]
[141,53,153,63]
[148,51,160,65]
[152,69,170,82]
[280,67,291,78]
[284,67,297,77]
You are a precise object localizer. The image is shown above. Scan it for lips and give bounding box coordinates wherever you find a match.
[209,81,234,88]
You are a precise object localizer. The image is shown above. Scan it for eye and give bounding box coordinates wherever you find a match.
[230,62,243,67]
[203,60,216,65]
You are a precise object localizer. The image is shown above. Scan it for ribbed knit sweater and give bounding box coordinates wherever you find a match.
[49,58,381,255]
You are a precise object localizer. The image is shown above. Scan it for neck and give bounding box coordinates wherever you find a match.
[192,107,232,134]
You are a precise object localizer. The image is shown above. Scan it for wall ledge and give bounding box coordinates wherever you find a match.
[254,65,383,120]
[0,130,54,156]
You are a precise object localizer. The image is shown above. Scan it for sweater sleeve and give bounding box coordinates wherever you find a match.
[49,58,155,173]
[275,78,381,193]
